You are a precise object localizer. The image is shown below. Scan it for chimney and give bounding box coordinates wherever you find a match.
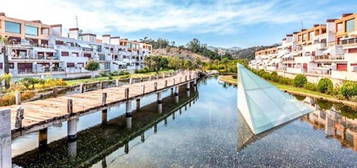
[68,28,80,40]
[102,34,111,44]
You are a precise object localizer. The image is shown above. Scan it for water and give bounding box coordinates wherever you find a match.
[12,77,357,167]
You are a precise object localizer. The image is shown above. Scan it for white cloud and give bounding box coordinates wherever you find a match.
[0,0,330,35]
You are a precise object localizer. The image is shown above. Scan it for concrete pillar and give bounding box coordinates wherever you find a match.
[154,124,157,133]
[157,92,162,113]
[15,90,21,105]
[38,128,48,149]
[141,133,145,142]
[325,117,334,137]
[67,140,77,159]
[15,106,24,129]
[124,142,129,154]
[102,109,108,125]
[136,98,141,111]
[0,109,11,168]
[102,158,108,168]
[126,100,132,129]
[67,117,78,141]
[165,80,168,87]
[175,86,179,104]
[102,92,107,106]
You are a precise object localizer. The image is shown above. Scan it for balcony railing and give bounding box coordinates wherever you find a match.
[341,38,357,45]
[314,55,344,61]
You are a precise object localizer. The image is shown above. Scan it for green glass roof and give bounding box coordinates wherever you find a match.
[237,64,312,134]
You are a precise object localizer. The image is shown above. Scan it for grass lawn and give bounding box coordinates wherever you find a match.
[65,70,175,86]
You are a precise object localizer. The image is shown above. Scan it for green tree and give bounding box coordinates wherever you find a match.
[144,56,169,74]
[85,61,100,71]
[317,78,334,94]
[293,74,307,87]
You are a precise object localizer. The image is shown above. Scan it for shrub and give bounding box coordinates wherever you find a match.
[293,74,307,87]
[20,78,45,89]
[304,82,317,91]
[85,61,100,71]
[271,72,279,82]
[317,78,334,94]
[340,81,357,99]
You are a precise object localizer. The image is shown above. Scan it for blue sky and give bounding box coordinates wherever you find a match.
[1,0,357,48]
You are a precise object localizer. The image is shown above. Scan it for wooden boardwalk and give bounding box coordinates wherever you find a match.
[1,71,198,134]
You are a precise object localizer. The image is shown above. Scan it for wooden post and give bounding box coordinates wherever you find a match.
[154,123,157,133]
[116,79,120,87]
[102,109,108,125]
[125,88,129,100]
[15,106,24,129]
[100,81,104,89]
[140,77,143,82]
[0,109,11,168]
[186,82,190,90]
[129,78,133,84]
[185,75,187,81]
[80,83,84,93]
[154,82,158,91]
[67,99,73,114]
[141,133,145,142]
[102,92,107,106]
[189,74,191,80]
[15,91,21,105]
[173,78,176,85]
[141,85,145,94]
[126,112,132,129]
[53,87,58,97]
[165,80,168,87]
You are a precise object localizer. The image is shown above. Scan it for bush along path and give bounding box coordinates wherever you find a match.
[219,73,357,108]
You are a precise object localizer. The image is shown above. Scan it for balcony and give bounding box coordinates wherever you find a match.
[314,55,344,61]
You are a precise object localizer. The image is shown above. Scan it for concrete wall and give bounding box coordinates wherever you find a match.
[0,109,11,168]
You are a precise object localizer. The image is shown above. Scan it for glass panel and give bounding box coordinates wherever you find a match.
[346,19,355,33]
[337,23,343,32]
[237,64,312,134]
[5,21,21,34]
[25,25,38,36]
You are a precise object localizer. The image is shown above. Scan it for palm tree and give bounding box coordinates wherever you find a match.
[0,35,10,89]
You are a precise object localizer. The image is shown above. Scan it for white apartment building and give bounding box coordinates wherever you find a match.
[251,13,357,82]
[0,13,152,80]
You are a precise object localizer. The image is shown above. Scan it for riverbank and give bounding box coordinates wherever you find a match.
[219,75,357,108]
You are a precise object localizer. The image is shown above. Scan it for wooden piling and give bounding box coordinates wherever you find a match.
[15,106,24,129]
[15,91,21,105]
[67,99,73,114]
[102,92,107,106]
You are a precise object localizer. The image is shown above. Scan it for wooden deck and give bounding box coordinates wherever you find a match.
[1,71,198,134]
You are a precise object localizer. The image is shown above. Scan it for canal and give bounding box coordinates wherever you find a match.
[12,77,357,167]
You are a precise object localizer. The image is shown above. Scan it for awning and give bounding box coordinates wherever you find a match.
[76,42,91,49]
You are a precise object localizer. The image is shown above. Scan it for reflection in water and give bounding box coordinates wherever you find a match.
[301,97,357,151]
[13,84,198,168]
[10,78,357,167]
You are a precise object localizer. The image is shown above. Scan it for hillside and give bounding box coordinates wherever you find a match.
[152,47,211,62]
[231,44,280,60]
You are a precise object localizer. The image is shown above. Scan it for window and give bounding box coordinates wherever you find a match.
[61,51,69,56]
[5,21,21,34]
[346,19,355,33]
[41,28,49,35]
[337,23,343,32]
[67,63,75,67]
[25,25,38,36]
[309,32,313,41]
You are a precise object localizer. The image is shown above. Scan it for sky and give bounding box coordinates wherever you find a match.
[1,0,357,48]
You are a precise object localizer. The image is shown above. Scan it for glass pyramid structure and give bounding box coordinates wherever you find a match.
[237,64,312,134]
